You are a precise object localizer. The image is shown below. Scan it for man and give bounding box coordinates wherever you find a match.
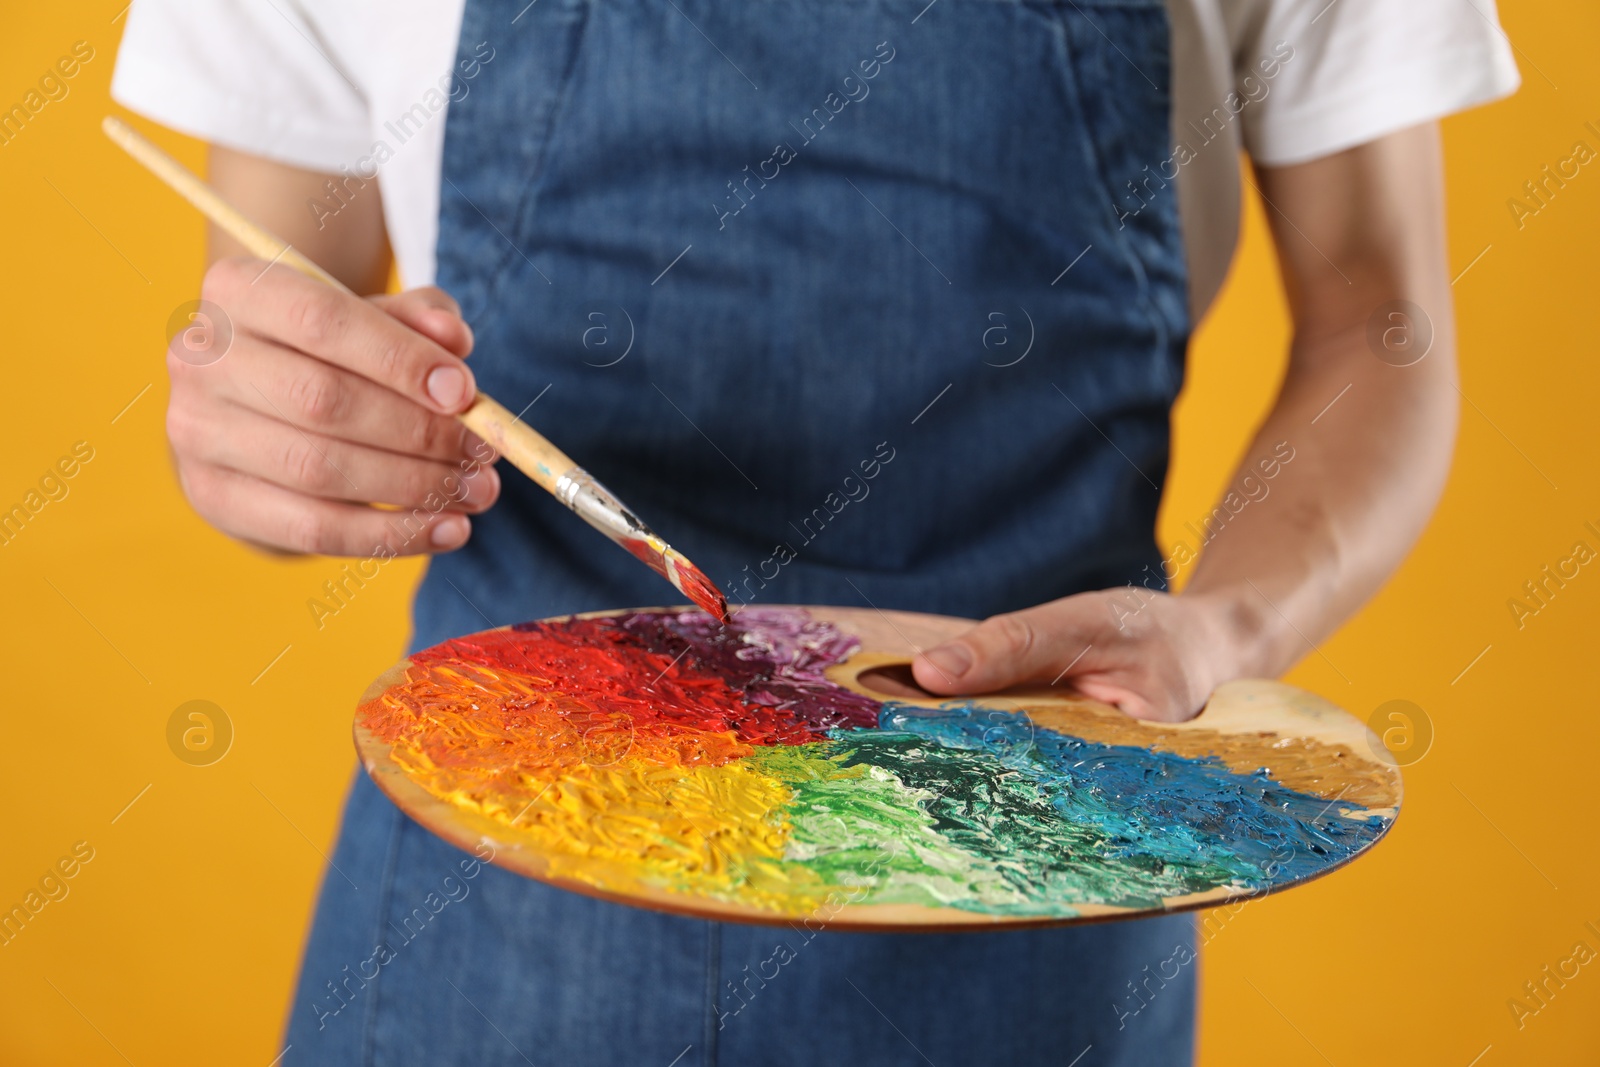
[114,0,1517,1062]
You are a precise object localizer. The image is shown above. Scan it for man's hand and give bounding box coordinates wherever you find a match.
[166,258,500,556]
[911,590,1244,722]
[914,122,1459,724]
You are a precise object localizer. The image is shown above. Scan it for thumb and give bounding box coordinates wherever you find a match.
[370,286,475,359]
[912,604,1083,695]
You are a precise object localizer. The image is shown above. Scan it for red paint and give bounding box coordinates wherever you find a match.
[618,538,731,622]
[673,557,731,623]
[415,618,822,747]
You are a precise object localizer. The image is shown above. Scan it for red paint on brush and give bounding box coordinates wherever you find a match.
[619,537,731,623]
[673,558,731,624]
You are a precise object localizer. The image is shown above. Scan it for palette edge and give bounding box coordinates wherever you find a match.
[352,606,1403,932]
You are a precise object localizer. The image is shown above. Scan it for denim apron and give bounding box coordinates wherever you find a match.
[286,0,1195,1061]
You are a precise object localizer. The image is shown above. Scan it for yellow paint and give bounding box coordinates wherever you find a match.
[360,661,822,912]
[1,5,1596,1064]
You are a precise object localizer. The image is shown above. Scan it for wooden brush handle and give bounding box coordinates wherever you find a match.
[103,117,341,286]
[103,115,576,494]
[458,395,576,495]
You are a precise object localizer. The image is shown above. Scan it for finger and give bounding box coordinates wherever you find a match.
[912,600,1096,695]
[203,257,476,414]
[186,339,486,463]
[168,399,501,512]
[369,287,474,359]
[178,461,472,557]
[1070,677,1163,721]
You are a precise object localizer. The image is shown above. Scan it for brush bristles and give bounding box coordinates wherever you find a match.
[663,548,731,623]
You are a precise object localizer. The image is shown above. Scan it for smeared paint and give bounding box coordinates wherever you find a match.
[664,548,731,623]
[613,536,729,622]
[615,607,880,732]
[1019,703,1396,809]
[360,607,1394,918]
[556,464,729,621]
[858,705,1385,911]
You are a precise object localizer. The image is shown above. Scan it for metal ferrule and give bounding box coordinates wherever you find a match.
[558,467,656,547]
[554,467,591,509]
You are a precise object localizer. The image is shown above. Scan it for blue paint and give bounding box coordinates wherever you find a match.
[813,703,1390,911]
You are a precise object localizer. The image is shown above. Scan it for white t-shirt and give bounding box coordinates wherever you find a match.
[111,0,1519,317]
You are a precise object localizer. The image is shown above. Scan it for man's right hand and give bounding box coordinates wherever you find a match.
[166,257,501,557]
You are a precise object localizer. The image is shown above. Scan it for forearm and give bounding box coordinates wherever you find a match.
[206,145,392,293]
[1181,322,1458,679]
[1178,122,1459,684]
[904,123,1462,718]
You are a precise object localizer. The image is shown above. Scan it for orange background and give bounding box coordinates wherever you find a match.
[2,3,1596,1063]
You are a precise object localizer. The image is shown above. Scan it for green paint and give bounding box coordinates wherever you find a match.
[839,731,1245,911]
[748,730,1273,915]
[747,739,1067,915]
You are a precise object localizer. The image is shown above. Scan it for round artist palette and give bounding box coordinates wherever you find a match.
[354,606,1401,931]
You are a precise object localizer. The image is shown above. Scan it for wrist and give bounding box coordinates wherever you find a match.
[1179,584,1282,683]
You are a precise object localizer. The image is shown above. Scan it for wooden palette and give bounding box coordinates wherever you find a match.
[354,605,1401,932]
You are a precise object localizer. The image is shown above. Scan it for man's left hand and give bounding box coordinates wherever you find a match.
[910,589,1249,722]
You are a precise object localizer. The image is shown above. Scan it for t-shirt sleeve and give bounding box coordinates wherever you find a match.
[1227,0,1522,167]
[111,0,370,171]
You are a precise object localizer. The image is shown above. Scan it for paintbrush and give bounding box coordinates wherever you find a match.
[102,115,730,623]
